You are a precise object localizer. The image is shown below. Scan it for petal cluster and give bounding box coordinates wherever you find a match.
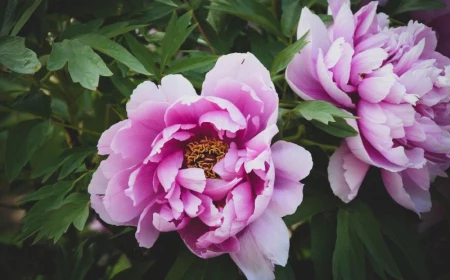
[286,0,450,213]
[89,53,313,280]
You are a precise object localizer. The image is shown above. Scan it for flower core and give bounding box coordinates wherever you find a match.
[184,137,229,179]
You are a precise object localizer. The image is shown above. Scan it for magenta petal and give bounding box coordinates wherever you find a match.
[181,190,203,218]
[203,178,242,201]
[230,210,289,280]
[177,168,207,193]
[231,182,254,222]
[328,143,370,203]
[135,204,160,248]
[126,163,157,206]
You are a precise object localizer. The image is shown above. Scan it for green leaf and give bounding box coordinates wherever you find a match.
[280,0,301,37]
[292,100,356,124]
[165,248,199,280]
[34,193,90,242]
[166,55,218,74]
[76,34,150,75]
[5,119,51,182]
[386,0,445,15]
[47,39,113,90]
[350,202,402,279]
[10,0,43,36]
[20,181,73,203]
[274,264,295,280]
[208,0,282,36]
[284,192,340,226]
[8,88,51,118]
[111,261,154,280]
[333,207,366,280]
[110,71,136,97]
[160,12,197,70]
[0,36,41,74]
[311,212,336,280]
[55,241,95,280]
[271,32,309,75]
[204,255,239,280]
[61,19,104,40]
[58,148,95,179]
[311,118,358,138]
[98,22,147,38]
[123,33,157,76]
[379,214,430,280]
[0,0,18,36]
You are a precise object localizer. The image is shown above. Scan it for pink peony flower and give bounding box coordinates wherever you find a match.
[89,53,313,280]
[286,0,450,214]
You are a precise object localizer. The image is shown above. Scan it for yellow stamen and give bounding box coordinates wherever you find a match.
[184,137,229,179]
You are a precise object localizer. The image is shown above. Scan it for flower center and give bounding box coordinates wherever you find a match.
[184,137,229,179]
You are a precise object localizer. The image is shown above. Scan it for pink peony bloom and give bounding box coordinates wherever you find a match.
[286,0,450,214]
[89,53,313,280]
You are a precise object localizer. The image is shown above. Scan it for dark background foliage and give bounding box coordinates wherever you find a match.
[0,0,449,279]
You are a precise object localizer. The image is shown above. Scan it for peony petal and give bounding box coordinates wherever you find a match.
[230,210,289,280]
[271,140,313,182]
[177,168,207,193]
[157,150,183,192]
[135,204,160,248]
[268,177,304,217]
[98,120,128,155]
[328,143,370,203]
[126,163,157,206]
[181,190,203,218]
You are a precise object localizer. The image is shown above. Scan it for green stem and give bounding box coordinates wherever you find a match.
[299,139,337,152]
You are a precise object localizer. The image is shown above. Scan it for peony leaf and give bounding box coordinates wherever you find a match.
[20,181,73,203]
[7,87,51,118]
[76,33,150,75]
[47,39,113,90]
[166,54,218,74]
[386,0,445,15]
[5,119,52,182]
[160,12,197,71]
[293,100,356,124]
[312,118,358,138]
[124,33,158,76]
[271,32,309,75]
[0,36,41,74]
[275,263,295,280]
[280,0,302,38]
[311,213,336,280]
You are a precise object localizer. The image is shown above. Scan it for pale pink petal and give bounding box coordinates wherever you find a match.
[332,1,355,43]
[328,143,370,202]
[126,163,157,206]
[231,182,254,222]
[203,178,242,201]
[160,74,197,102]
[230,210,289,280]
[177,168,207,193]
[98,120,128,155]
[271,140,313,182]
[181,190,203,218]
[268,177,304,217]
[157,150,183,192]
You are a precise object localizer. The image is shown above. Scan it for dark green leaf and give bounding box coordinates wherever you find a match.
[10,0,43,36]
[386,0,445,15]
[350,202,402,279]
[293,100,356,124]
[165,248,200,280]
[0,0,18,36]
[98,22,147,38]
[76,34,150,75]
[61,19,104,40]
[312,118,358,138]
[160,12,197,70]
[271,32,309,74]
[274,263,295,280]
[204,255,239,280]
[166,55,218,74]
[311,212,336,280]
[280,0,301,37]
[8,88,51,118]
[20,181,73,203]
[333,207,366,280]
[111,262,154,280]
[5,119,51,182]
[0,36,41,74]
[58,148,95,179]
[124,33,157,76]
[284,192,341,226]
[47,39,113,90]
[208,0,282,36]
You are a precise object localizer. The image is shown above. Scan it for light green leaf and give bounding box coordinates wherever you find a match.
[124,33,157,76]
[271,32,309,74]
[5,119,52,182]
[0,36,41,74]
[76,34,150,75]
[312,118,358,138]
[47,39,113,90]
[166,55,218,74]
[160,12,197,70]
[10,0,43,36]
[293,100,356,124]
